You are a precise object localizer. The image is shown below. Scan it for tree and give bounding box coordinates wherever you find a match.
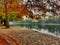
[4,0,9,28]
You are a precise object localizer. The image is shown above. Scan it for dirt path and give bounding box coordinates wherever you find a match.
[0,26,24,45]
[0,26,60,45]
[0,33,21,45]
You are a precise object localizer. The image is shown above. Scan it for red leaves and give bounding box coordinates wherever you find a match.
[6,0,27,17]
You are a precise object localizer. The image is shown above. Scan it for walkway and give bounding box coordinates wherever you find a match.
[0,26,60,45]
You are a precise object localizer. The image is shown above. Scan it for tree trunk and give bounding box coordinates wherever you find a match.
[4,0,10,28]
[5,15,9,28]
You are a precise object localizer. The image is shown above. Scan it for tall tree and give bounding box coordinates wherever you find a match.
[4,0,9,28]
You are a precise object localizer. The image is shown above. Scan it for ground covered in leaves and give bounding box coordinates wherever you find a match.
[0,26,60,45]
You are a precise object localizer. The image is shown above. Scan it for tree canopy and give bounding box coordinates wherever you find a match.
[0,0,60,20]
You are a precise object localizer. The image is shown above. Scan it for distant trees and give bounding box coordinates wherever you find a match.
[39,16,60,24]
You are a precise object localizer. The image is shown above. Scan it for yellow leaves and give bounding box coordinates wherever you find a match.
[0,0,4,4]
[0,12,5,15]
[0,7,5,16]
[11,1,18,7]
[0,7,4,11]
[0,0,27,18]
[0,0,4,2]
[0,1,2,3]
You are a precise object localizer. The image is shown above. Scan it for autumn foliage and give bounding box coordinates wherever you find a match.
[0,0,27,18]
[7,0,27,17]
